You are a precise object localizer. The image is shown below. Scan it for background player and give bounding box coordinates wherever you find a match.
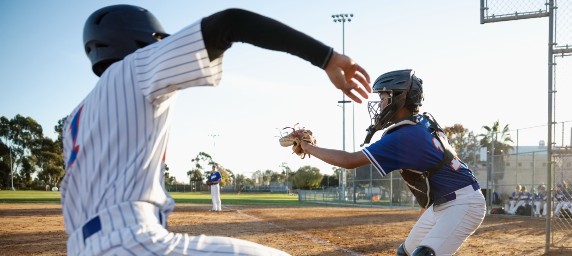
[209,165,222,212]
[534,184,548,217]
[554,181,571,217]
[507,184,521,214]
[299,69,485,256]
[60,5,371,255]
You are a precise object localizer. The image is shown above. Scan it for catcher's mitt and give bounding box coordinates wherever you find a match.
[279,125,317,159]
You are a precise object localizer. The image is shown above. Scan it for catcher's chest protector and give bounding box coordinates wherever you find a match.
[388,113,456,208]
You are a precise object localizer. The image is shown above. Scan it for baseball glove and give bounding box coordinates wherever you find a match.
[206,180,214,186]
[279,125,317,159]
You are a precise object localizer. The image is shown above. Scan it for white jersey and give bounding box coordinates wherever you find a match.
[61,18,289,256]
[61,21,221,234]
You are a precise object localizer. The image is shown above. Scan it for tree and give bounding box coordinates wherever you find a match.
[479,120,514,184]
[292,165,322,189]
[235,173,255,192]
[443,124,480,165]
[33,137,65,188]
[187,152,214,185]
[320,174,338,188]
[217,167,233,187]
[279,162,293,188]
[34,117,66,188]
[188,169,203,191]
[163,164,177,186]
[263,169,273,185]
[252,170,263,185]
[0,117,12,189]
[0,115,45,189]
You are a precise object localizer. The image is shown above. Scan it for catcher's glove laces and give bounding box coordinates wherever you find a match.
[279,125,317,159]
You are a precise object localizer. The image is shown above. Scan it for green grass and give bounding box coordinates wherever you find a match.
[171,192,304,205]
[0,190,62,203]
[0,190,306,206]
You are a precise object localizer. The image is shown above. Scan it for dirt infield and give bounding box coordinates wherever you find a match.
[0,203,553,255]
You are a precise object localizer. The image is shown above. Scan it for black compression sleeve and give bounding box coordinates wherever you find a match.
[201,8,333,69]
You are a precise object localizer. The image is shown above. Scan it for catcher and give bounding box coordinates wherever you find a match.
[296,69,485,256]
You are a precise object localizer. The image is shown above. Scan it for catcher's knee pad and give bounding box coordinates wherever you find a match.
[396,243,408,256]
[411,246,435,256]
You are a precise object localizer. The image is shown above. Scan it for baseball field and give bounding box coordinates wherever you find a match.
[0,191,558,255]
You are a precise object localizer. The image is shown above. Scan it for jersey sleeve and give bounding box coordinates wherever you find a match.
[201,8,333,69]
[132,21,223,104]
[362,125,439,176]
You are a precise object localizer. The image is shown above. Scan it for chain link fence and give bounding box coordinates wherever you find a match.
[555,0,572,52]
[481,0,572,252]
[483,0,548,17]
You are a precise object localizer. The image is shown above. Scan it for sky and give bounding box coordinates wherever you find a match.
[1,1,571,183]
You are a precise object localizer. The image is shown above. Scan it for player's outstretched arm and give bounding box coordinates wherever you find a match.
[299,141,369,169]
[201,8,371,103]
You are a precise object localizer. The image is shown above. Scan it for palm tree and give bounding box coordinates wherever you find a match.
[479,121,514,185]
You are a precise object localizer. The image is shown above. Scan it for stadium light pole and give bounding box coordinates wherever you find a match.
[10,147,13,190]
[8,141,14,191]
[208,134,219,161]
[332,13,353,201]
[331,13,353,153]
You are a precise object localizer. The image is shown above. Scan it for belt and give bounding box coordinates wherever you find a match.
[78,201,165,243]
[434,182,480,206]
[82,216,102,242]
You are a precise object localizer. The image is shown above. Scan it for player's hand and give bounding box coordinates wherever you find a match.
[325,51,371,103]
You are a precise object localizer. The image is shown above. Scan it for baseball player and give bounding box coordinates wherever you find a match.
[507,184,522,214]
[60,5,371,256]
[509,185,531,215]
[534,184,548,217]
[300,69,486,256]
[554,182,571,217]
[208,165,222,212]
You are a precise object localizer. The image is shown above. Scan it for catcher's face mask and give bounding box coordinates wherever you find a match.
[360,90,407,146]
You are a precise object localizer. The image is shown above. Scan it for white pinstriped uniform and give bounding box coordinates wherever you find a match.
[61,20,289,256]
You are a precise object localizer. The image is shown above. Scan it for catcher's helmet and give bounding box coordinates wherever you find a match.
[361,69,423,145]
[83,4,169,76]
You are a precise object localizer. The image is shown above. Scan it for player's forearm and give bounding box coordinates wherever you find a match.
[201,8,333,69]
[304,145,366,169]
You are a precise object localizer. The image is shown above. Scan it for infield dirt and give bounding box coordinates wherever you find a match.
[0,203,559,255]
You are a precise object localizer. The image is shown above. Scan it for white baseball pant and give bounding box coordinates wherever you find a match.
[211,183,222,211]
[404,184,486,256]
[67,201,289,255]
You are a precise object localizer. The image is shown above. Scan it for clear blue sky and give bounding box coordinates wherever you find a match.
[1,1,570,183]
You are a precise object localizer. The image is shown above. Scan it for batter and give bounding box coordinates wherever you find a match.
[61,5,371,255]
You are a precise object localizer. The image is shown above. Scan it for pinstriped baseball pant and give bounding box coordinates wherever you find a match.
[67,201,289,255]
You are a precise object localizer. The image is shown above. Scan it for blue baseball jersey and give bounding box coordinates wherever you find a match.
[362,115,478,200]
[209,171,222,182]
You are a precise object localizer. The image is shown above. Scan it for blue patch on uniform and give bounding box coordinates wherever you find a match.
[67,106,83,168]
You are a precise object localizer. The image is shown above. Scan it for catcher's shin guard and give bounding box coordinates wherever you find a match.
[411,246,435,256]
[396,243,408,256]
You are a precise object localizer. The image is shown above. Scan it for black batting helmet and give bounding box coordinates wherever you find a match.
[361,69,424,145]
[83,5,169,76]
